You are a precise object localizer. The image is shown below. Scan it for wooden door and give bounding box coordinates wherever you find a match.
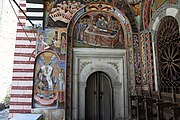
[85,72,112,120]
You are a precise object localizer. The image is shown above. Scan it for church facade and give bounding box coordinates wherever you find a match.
[9,0,180,119]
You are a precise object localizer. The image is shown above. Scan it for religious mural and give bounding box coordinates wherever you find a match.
[58,61,66,108]
[46,0,84,27]
[128,0,141,27]
[44,0,144,28]
[73,12,125,48]
[33,51,59,108]
[9,0,180,119]
[37,28,67,56]
[40,0,178,118]
[33,51,66,109]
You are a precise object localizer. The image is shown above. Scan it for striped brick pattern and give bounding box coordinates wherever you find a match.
[26,0,43,27]
[9,0,38,118]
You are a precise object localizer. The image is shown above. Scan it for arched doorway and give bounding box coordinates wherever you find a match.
[66,2,139,119]
[85,72,113,120]
[72,48,127,119]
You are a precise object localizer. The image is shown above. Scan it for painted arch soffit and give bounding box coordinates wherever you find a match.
[67,2,135,48]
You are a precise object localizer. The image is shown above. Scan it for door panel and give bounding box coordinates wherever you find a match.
[86,73,96,120]
[85,72,112,120]
[100,73,111,120]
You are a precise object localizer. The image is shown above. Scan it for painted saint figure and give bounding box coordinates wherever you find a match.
[60,33,66,55]
[96,16,108,29]
[37,61,54,98]
[77,20,88,42]
[38,31,51,52]
[58,68,65,107]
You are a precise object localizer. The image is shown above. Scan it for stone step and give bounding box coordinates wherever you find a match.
[11,114,42,120]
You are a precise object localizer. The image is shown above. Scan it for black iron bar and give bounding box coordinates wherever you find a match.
[12,0,34,27]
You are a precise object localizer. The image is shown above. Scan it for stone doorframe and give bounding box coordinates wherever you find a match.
[72,48,128,120]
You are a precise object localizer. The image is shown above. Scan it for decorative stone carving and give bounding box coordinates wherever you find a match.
[107,62,119,73]
[80,61,92,73]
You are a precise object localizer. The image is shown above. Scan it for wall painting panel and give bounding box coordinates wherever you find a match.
[46,0,85,27]
[73,12,125,48]
[33,51,66,109]
[36,28,67,58]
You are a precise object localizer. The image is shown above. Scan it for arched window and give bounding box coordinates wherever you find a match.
[157,16,180,93]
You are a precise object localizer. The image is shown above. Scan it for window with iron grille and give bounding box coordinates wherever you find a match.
[157,16,180,94]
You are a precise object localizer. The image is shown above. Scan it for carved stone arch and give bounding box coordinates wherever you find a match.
[149,3,180,90]
[80,63,121,85]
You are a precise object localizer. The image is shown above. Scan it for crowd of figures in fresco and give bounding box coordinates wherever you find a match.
[49,1,84,23]
[74,12,125,48]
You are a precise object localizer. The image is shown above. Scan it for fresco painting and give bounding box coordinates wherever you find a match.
[73,12,125,48]
[129,1,141,26]
[33,52,66,109]
[13,0,180,119]
[40,0,140,118]
[133,34,141,85]
[60,32,66,55]
[44,0,147,32]
[37,29,56,52]
[44,0,57,27]
[37,28,67,56]
[65,3,136,117]
[45,0,140,27]
[47,0,84,27]
[33,52,60,108]
[58,61,66,108]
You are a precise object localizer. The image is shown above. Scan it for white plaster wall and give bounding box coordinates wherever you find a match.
[0,0,19,101]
